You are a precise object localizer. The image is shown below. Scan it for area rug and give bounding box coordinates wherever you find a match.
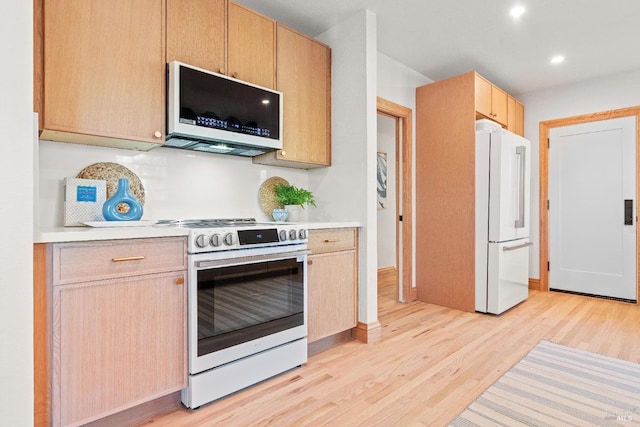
[450,340,640,426]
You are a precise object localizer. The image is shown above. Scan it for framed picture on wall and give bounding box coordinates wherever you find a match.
[377,151,388,210]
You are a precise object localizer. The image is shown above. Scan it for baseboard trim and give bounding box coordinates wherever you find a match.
[351,320,382,343]
[308,331,354,356]
[529,278,541,291]
[377,267,397,287]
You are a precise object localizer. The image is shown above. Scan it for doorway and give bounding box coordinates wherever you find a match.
[549,117,637,301]
[376,97,415,303]
[539,107,640,302]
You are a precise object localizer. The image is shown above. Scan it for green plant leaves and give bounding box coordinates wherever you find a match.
[273,183,316,208]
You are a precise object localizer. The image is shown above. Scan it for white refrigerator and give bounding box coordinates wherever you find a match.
[475,119,531,314]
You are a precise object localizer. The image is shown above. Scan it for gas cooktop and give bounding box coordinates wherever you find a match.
[156,218,260,228]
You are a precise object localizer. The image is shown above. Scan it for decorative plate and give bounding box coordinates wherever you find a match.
[258,176,289,220]
[76,162,145,205]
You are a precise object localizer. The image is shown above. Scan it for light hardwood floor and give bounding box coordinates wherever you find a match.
[145,285,640,426]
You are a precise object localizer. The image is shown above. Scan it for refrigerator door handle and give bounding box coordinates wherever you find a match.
[503,241,533,252]
[514,146,526,228]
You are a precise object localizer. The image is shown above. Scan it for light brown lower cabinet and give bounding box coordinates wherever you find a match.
[307,228,358,343]
[47,237,187,427]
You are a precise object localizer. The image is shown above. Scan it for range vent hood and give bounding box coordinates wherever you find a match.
[164,135,276,157]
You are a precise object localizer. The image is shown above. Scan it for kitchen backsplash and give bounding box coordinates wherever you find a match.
[38,140,311,228]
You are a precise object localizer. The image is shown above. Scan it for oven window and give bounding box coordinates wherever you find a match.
[197,258,304,356]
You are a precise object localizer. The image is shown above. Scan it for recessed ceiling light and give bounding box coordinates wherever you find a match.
[510,6,526,19]
[550,55,565,64]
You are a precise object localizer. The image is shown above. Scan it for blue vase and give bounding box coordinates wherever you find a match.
[103,178,143,221]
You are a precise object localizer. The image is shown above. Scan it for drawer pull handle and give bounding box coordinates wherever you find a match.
[112,256,145,263]
[307,260,313,266]
[323,239,340,243]
[175,277,185,285]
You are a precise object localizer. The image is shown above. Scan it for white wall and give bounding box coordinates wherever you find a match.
[376,53,432,295]
[313,10,379,324]
[0,2,34,425]
[38,142,309,227]
[519,69,640,278]
[377,114,396,269]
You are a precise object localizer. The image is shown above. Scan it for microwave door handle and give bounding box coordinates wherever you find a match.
[514,146,526,229]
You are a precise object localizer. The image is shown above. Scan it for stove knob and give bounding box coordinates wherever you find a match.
[210,234,221,247]
[299,229,307,239]
[223,233,235,246]
[279,230,288,241]
[289,229,297,240]
[195,234,208,248]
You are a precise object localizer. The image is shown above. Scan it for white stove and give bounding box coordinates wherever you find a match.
[156,218,308,254]
[165,217,309,408]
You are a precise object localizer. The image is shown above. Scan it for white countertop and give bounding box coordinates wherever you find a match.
[35,221,362,243]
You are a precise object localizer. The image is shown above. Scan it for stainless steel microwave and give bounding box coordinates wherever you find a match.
[165,61,283,157]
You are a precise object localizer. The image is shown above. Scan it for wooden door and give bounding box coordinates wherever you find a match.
[275,24,331,166]
[166,0,227,73]
[227,2,275,88]
[43,0,165,145]
[549,117,637,300]
[53,272,187,426]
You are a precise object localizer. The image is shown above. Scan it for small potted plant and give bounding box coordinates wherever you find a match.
[273,183,316,222]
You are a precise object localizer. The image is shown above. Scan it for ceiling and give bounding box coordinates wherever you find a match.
[236,0,640,96]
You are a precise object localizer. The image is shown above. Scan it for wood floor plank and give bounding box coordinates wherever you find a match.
[142,288,640,427]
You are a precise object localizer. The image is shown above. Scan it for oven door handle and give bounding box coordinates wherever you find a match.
[195,249,311,269]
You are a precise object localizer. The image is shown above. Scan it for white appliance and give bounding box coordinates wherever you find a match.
[156,219,308,409]
[166,61,283,157]
[475,120,531,314]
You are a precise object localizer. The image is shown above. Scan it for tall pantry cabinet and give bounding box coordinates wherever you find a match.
[415,71,525,312]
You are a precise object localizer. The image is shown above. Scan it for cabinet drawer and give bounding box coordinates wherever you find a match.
[53,237,187,285]
[308,228,356,254]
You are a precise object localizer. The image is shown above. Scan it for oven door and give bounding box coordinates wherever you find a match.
[188,245,308,375]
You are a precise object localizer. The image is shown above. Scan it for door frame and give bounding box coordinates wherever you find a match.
[539,106,640,302]
[377,97,415,302]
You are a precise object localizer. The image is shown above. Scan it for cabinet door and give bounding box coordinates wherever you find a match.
[228,2,276,88]
[507,95,525,136]
[166,0,227,73]
[43,0,165,146]
[53,272,187,426]
[507,95,517,132]
[515,100,525,136]
[474,74,493,119]
[490,85,508,126]
[307,251,357,342]
[274,24,332,166]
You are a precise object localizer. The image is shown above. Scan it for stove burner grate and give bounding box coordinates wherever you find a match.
[157,218,257,228]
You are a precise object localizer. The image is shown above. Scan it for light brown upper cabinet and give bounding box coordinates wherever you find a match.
[38,0,166,150]
[253,24,332,169]
[227,2,276,89]
[166,0,227,74]
[167,0,275,89]
[507,94,525,137]
[515,98,525,136]
[475,73,508,126]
